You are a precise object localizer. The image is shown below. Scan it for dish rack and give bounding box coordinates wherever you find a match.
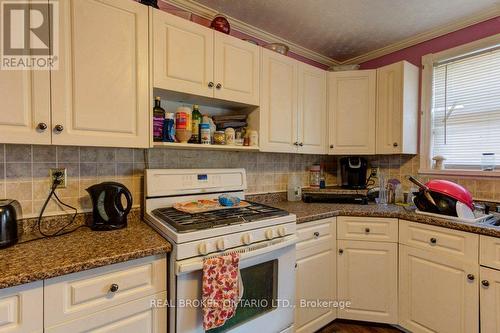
[415,209,494,224]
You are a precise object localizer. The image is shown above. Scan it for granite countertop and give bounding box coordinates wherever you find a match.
[0,211,171,290]
[270,201,500,237]
[248,193,500,238]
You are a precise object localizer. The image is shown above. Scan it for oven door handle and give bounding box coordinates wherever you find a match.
[175,235,298,275]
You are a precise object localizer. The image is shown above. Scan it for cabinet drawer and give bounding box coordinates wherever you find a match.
[0,281,43,333]
[399,220,478,261]
[44,255,166,327]
[337,216,398,242]
[45,291,167,333]
[480,235,500,270]
[296,218,336,259]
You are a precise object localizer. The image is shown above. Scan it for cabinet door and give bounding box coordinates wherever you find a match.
[260,49,297,153]
[0,281,43,333]
[328,70,376,155]
[480,267,500,333]
[153,9,214,98]
[337,240,397,324]
[0,0,51,145]
[296,220,336,333]
[45,292,167,333]
[376,61,418,154]
[297,63,327,155]
[399,245,479,333]
[213,33,260,105]
[51,0,149,148]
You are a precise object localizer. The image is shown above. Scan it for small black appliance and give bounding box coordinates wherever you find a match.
[0,200,21,248]
[340,157,368,189]
[86,182,132,231]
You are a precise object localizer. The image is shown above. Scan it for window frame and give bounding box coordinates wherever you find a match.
[420,33,500,177]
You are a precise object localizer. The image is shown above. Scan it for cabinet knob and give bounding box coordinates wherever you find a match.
[293,142,298,146]
[338,249,344,254]
[299,142,304,147]
[482,280,490,287]
[365,227,370,233]
[313,231,320,239]
[329,144,334,149]
[109,283,119,293]
[37,122,48,131]
[216,83,222,89]
[208,82,214,88]
[467,274,475,281]
[393,142,398,147]
[430,237,437,244]
[54,124,64,133]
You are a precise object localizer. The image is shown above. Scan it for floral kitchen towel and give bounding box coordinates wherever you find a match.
[202,252,242,331]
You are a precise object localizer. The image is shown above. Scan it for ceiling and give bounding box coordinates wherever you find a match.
[192,0,500,62]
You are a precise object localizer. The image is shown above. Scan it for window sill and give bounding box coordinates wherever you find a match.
[418,168,500,178]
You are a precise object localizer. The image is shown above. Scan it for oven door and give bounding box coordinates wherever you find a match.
[174,236,296,333]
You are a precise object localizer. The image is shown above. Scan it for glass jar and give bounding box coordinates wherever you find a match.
[309,165,321,188]
[481,153,495,171]
[214,131,226,145]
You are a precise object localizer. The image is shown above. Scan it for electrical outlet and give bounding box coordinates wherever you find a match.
[49,168,67,188]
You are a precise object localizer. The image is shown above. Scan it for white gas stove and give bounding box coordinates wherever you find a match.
[144,169,297,333]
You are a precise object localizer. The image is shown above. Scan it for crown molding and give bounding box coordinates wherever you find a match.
[162,0,340,67]
[162,0,500,67]
[342,5,500,65]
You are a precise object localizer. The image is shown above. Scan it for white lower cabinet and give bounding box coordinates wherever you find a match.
[399,244,479,333]
[480,266,500,333]
[45,292,167,333]
[0,281,43,333]
[337,240,398,324]
[295,219,337,333]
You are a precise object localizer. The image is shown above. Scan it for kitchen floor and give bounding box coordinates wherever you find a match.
[318,320,403,332]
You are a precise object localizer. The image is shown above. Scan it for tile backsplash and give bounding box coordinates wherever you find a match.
[1,144,498,218]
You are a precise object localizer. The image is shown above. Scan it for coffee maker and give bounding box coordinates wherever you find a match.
[340,157,368,189]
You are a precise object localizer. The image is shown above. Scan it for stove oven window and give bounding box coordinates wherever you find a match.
[208,260,278,333]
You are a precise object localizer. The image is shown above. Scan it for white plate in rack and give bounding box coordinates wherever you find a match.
[415,209,494,224]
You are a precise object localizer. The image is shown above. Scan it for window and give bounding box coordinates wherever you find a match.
[421,35,500,175]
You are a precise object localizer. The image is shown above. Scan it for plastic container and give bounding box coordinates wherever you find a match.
[200,123,211,144]
[175,106,192,143]
[481,153,495,171]
[162,113,175,142]
[287,174,302,201]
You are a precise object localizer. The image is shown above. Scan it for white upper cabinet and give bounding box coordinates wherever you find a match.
[328,70,376,155]
[214,33,260,105]
[0,0,51,145]
[260,49,298,153]
[152,9,260,106]
[51,0,149,148]
[297,63,327,154]
[153,9,214,98]
[0,66,51,145]
[376,61,419,154]
[260,50,327,154]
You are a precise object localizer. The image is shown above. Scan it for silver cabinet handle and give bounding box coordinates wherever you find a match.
[109,283,119,293]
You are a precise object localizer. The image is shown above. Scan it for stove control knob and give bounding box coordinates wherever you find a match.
[242,234,252,245]
[198,243,208,255]
[265,229,274,240]
[277,226,286,237]
[216,239,225,251]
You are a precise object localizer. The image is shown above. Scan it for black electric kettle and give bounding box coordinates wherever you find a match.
[0,200,21,248]
[86,182,132,231]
